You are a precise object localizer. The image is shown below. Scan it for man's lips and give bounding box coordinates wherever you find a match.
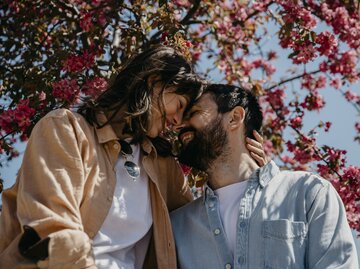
[179,131,194,145]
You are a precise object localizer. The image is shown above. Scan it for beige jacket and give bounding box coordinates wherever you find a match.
[0,109,192,269]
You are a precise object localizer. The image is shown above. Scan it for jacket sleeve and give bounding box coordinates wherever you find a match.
[306,179,358,269]
[16,112,97,269]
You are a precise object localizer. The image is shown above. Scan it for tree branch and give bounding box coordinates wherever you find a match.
[265,69,321,91]
[180,0,201,25]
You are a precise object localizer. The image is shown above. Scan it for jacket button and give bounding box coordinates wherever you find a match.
[113,144,120,150]
[225,264,232,269]
[89,231,95,237]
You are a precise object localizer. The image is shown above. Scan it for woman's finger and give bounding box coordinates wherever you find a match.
[246,143,265,158]
[250,152,265,166]
[246,137,263,151]
[253,130,264,144]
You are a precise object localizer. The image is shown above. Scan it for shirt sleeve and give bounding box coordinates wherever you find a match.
[16,112,97,269]
[306,178,359,269]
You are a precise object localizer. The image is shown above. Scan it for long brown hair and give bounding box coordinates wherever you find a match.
[78,45,204,144]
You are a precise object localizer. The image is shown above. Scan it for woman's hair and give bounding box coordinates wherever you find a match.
[78,45,204,143]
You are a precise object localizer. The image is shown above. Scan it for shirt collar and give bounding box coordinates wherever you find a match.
[202,160,280,203]
[258,160,280,188]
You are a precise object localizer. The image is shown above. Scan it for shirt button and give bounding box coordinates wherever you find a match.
[240,221,246,228]
[238,256,245,264]
[225,264,232,269]
[214,228,221,235]
[89,231,95,237]
[209,202,214,208]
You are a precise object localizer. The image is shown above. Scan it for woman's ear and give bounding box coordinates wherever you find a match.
[228,106,245,130]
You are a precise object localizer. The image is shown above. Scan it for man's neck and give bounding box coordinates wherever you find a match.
[207,152,259,190]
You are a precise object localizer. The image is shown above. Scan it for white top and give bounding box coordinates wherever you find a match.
[93,143,153,269]
[214,180,248,255]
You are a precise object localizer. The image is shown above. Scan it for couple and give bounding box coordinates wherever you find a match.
[0,45,357,269]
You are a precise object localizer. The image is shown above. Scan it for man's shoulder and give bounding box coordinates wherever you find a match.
[271,169,333,203]
[276,169,330,187]
[170,196,204,221]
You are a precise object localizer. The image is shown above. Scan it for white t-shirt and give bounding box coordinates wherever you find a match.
[93,143,153,269]
[214,180,248,255]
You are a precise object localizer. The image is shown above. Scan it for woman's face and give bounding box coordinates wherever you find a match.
[147,86,189,138]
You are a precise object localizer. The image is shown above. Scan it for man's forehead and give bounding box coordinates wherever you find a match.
[193,93,216,109]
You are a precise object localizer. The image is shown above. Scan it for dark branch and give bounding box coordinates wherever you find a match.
[180,0,201,25]
[265,69,321,91]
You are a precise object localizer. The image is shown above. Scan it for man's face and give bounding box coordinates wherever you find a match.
[178,93,228,171]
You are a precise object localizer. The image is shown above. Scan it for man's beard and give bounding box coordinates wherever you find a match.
[178,116,228,172]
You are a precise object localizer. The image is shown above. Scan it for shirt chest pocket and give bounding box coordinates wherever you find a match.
[262,219,307,269]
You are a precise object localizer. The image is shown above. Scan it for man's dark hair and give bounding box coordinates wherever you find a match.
[78,45,204,143]
[204,84,263,139]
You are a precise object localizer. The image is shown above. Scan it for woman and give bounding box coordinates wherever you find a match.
[0,45,266,269]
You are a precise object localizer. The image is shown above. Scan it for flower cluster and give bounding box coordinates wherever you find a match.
[52,79,80,103]
[331,165,360,230]
[81,77,108,98]
[0,99,35,134]
[62,50,96,73]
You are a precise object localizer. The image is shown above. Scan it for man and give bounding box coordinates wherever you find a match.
[171,84,358,269]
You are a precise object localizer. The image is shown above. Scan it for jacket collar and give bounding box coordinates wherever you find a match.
[94,111,156,155]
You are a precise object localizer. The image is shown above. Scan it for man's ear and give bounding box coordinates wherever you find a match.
[228,106,245,130]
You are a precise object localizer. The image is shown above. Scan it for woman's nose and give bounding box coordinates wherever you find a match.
[172,112,183,127]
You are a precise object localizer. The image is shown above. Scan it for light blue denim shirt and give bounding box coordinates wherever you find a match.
[170,161,358,269]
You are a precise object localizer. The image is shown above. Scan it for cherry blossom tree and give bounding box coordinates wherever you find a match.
[0,0,359,232]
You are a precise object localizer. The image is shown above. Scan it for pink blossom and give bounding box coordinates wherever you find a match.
[324,121,332,132]
[344,90,360,105]
[81,77,108,98]
[173,0,191,8]
[0,99,35,133]
[80,12,93,32]
[267,51,277,61]
[52,79,80,103]
[292,42,317,64]
[301,92,325,111]
[281,155,296,165]
[38,91,46,101]
[97,11,107,26]
[252,59,276,76]
[265,89,285,110]
[301,74,326,91]
[263,139,275,156]
[316,31,338,57]
[317,164,331,178]
[290,116,303,129]
[62,50,96,73]
[355,122,360,133]
[319,61,328,72]
[330,78,341,89]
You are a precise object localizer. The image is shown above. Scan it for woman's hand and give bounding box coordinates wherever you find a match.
[246,130,269,167]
